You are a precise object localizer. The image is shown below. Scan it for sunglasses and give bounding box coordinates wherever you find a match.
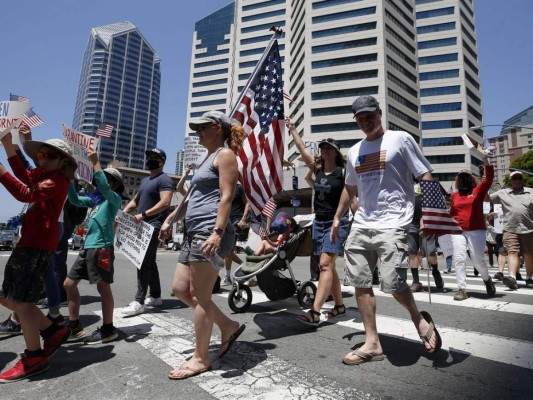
[510,176,523,180]
[197,124,216,131]
[37,152,60,160]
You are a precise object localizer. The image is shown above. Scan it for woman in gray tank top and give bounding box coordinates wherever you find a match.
[161,111,246,380]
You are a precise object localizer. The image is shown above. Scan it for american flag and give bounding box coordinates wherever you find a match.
[96,123,113,138]
[258,199,277,238]
[10,93,30,103]
[232,40,285,216]
[21,109,43,128]
[356,150,387,174]
[420,180,462,235]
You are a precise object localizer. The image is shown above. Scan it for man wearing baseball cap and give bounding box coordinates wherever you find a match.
[490,170,533,289]
[331,95,442,364]
[121,147,174,316]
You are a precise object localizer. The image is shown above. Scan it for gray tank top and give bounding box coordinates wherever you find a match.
[185,148,231,233]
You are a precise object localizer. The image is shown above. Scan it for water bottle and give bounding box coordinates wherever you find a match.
[192,239,225,271]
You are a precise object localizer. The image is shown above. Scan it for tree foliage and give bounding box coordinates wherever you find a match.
[504,150,533,187]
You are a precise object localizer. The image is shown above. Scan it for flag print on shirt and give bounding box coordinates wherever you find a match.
[355,150,386,174]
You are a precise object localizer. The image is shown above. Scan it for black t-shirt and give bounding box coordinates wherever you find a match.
[313,168,345,220]
[230,184,246,223]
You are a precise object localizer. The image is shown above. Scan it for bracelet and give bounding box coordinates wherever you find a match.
[142,211,147,218]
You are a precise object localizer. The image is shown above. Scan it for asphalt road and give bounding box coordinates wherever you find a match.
[0,248,532,400]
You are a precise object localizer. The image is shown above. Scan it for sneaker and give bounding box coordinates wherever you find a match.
[484,277,496,297]
[46,313,65,326]
[502,276,518,290]
[0,316,22,336]
[454,289,469,301]
[121,301,145,316]
[443,269,452,274]
[410,282,423,292]
[144,296,163,307]
[432,269,444,289]
[84,327,118,344]
[42,326,71,358]
[516,272,523,281]
[68,323,86,341]
[493,272,504,280]
[525,279,533,289]
[473,269,479,277]
[222,275,232,286]
[0,352,50,382]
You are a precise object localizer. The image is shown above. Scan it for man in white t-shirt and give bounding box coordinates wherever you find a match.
[331,95,442,365]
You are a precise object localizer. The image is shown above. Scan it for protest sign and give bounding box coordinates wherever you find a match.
[493,204,504,234]
[0,101,31,142]
[183,136,208,169]
[114,210,155,269]
[62,124,100,183]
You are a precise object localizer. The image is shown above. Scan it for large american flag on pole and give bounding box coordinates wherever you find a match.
[232,40,285,216]
[10,93,30,103]
[420,180,462,235]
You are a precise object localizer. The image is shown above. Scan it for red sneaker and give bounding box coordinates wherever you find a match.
[42,326,71,358]
[0,353,50,382]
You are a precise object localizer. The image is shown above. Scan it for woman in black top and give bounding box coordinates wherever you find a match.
[286,117,352,327]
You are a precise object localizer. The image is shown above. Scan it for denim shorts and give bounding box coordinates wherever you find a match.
[0,248,53,302]
[312,216,349,256]
[344,228,409,294]
[177,228,235,265]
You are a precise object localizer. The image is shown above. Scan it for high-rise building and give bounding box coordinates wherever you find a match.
[186,0,483,189]
[175,149,185,176]
[73,22,161,169]
[415,0,484,184]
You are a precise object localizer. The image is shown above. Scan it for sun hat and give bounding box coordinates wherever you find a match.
[189,111,232,134]
[510,171,523,178]
[23,139,78,180]
[103,167,129,199]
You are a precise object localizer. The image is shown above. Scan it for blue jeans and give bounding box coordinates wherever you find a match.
[43,223,64,310]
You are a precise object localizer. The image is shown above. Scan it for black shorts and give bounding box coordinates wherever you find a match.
[0,247,53,302]
[407,231,437,257]
[68,247,115,284]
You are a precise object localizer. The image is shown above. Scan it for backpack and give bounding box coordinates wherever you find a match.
[65,200,88,227]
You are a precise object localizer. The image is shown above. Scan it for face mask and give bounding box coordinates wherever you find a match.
[146,159,160,170]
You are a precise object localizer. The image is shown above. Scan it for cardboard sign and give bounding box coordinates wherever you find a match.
[114,210,155,269]
[493,204,503,234]
[483,201,491,214]
[0,101,31,142]
[62,124,100,183]
[183,136,208,169]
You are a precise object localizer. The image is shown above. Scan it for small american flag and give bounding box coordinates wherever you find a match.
[21,109,43,128]
[10,93,30,103]
[258,198,277,238]
[96,123,113,138]
[283,90,294,103]
[232,40,285,216]
[420,180,462,235]
[356,150,387,174]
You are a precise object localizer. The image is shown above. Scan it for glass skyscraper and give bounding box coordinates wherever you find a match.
[73,22,161,169]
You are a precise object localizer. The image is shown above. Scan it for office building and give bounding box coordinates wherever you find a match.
[175,149,185,176]
[73,22,161,169]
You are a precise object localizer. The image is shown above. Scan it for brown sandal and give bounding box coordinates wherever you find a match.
[297,309,320,327]
[326,304,346,318]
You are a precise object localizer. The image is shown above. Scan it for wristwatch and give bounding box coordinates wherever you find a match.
[213,227,224,235]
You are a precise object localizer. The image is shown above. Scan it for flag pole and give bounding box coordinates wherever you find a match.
[229,26,283,117]
[424,233,433,304]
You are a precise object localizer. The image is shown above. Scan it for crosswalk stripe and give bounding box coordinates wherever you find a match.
[102,311,378,400]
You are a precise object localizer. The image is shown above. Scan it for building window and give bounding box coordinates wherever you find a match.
[426,154,465,164]
[242,9,285,22]
[312,22,375,39]
[418,37,457,50]
[388,105,419,128]
[312,0,363,9]
[422,137,464,147]
[416,7,454,20]
[312,6,376,24]
[420,69,459,81]
[420,85,460,97]
[311,122,355,133]
[312,53,377,69]
[191,88,227,97]
[241,21,285,34]
[311,86,378,101]
[243,0,285,12]
[312,37,377,54]
[417,22,456,35]
[421,102,462,113]
[311,106,353,117]
[422,119,463,130]
[419,53,458,65]
[312,70,378,84]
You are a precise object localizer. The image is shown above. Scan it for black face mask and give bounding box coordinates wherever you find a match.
[458,174,474,195]
[146,159,160,170]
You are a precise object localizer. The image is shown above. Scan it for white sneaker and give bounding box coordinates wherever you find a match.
[222,276,232,286]
[144,296,163,307]
[121,301,145,316]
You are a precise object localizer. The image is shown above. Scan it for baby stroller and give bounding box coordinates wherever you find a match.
[228,224,317,313]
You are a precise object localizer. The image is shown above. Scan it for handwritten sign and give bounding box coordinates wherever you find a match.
[62,124,100,183]
[0,101,31,142]
[493,204,503,234]
[114,210,155,269]
[183,136,208,169]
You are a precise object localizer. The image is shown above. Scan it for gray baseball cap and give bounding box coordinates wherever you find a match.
[352,95,380,116]
[189,110,231,133]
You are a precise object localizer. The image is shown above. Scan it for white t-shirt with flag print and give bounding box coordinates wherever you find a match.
[345,130,432,230]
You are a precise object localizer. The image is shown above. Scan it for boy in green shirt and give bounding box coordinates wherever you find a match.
[64,150,125,343]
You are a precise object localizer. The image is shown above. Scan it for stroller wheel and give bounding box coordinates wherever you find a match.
[297,281,317,308]
[228,284,253,313]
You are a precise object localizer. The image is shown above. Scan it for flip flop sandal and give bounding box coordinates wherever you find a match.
[297,309,321,327]
[326,304,346,318]
[168,365,212,380]
[342,348,385,365]
[419,311,442,353]
[218,324,246,359]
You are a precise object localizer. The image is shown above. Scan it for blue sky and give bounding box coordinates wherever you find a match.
[0,0,532,222]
